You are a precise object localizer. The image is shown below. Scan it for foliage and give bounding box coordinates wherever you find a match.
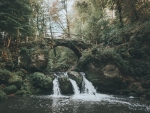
[0,90,7,101]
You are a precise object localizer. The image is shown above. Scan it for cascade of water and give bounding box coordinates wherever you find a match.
[53,78,61,95]
[81,74,97,95]
[69,78,80,95]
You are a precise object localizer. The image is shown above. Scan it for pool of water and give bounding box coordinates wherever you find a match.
[0,94,150,113]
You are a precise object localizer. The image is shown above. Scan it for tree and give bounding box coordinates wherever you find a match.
[49,0,71,38]
[0,0,42,46]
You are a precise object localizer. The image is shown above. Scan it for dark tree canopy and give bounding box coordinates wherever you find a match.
[0,0,34,36]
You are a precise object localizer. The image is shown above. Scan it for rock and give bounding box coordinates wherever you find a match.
[30,52,48,71]
[0,90,7,101]
[58,77,73,95]
[68,71,82,86]
[30,72,53,91]
[8,74,22,88]
[0,68,11,84]
[3,85,17,94]
[102,65,121,78]
[84,64,123,93]
[15,69,26,77]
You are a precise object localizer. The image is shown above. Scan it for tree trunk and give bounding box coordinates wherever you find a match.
[117,0,123,27]
[131,1,139,21]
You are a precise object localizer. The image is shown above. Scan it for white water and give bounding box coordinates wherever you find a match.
[52,78,61,96]
[52,72,97,96]
[82,75,97,95]
[69,78,80,95]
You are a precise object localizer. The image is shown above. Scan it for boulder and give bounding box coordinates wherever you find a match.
[75,48,128,94]
[85,64,125,93]
[68,71,82,87]
[102,65,121,78]
[8,74,22,88]
[30,72,53,91]
[58,77,73,95]
[0,68,11,84]
[3,85,17,94]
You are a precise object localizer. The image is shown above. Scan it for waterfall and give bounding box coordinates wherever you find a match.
[81,75,97,95]
[53,78,61,96]
[52,72,97,96]
[69,79,80,95]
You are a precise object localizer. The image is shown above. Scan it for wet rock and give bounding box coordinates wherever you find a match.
[30,72,53,91]
[8,74,22,88]
[58,77,73,95]
[68,71,82,86]
[83,63,124,93]
[3,85,17,94]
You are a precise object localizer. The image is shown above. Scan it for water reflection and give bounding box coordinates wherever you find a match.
[0,94,150,113]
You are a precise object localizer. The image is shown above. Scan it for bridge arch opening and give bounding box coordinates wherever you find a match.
[47,46,78,72]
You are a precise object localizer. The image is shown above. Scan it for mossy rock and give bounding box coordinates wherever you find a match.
[3,85,17,94]
[31,72,53,91]
[0,68,11,84]
[0,90,7,101]
[58,77,73,95]
[15,70,26,77]
[8,74,22,88]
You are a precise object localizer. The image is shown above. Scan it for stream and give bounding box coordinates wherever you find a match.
[0,94,150,113]
[0,73,150,113]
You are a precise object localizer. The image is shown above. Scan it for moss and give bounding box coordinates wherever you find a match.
[15,70,25,77]
[0,90,7,101]
[76,47,129,74]
[0,68,11,84]
[3,85,17,94]
[30,72,53,91]
[8,74,22,88]
[45,46,78,72]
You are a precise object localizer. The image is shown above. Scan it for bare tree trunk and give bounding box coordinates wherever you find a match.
[49,17,56,56]
[117,0,123,27]
[7,35,11,48]
[65,0,70,38]
[131,1,139,21]
[15,29,20,54]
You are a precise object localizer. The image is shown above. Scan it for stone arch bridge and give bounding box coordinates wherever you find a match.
[20,38,91,59]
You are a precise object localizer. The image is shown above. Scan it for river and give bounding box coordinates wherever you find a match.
[0,94,150,113]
